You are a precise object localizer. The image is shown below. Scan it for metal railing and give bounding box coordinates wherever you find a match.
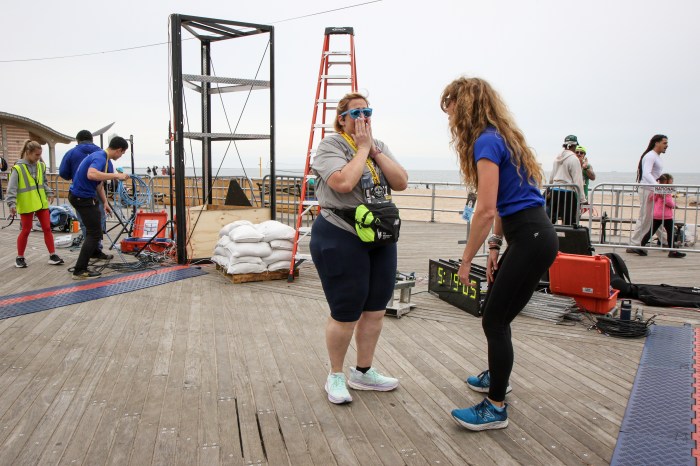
[585,183,700,254]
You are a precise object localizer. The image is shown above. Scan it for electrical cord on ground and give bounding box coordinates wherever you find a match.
[584,311,656,338]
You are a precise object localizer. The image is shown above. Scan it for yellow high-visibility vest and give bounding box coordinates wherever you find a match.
[14,162,49,214]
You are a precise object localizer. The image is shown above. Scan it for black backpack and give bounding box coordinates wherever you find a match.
[603,252,638,298]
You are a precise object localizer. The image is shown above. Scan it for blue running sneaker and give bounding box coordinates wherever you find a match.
[451,398,509,431]
[325,372,352,404]
[348,367,399,391]
[466,370,512,394]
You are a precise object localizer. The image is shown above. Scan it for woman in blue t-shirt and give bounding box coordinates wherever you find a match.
[441,77,558,431]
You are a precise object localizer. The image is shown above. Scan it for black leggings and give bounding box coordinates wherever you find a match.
[641,219,675,248]
[481,207,558,401]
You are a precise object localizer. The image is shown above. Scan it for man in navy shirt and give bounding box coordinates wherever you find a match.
[59,130,107,251]
[68,136,130,279]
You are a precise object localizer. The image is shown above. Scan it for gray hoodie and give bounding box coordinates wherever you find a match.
[5,159,54,210]
[549,150,586,203]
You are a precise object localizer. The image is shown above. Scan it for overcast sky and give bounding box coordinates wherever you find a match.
[1,0,697,176]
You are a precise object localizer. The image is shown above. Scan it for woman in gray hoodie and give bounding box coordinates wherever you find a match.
[6,140,64,268]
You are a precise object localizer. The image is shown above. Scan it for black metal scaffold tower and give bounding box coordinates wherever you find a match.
[169,14,275,264]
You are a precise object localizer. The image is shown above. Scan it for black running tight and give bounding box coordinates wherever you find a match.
[481,207,558,402]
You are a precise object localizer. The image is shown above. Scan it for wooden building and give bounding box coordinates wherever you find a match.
[0,111,72,171]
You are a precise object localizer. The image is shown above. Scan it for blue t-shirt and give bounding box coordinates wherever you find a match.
[474,127,544,217]
[69,150,113,198]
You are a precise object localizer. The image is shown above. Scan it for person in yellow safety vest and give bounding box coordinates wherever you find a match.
[5,140,65,268]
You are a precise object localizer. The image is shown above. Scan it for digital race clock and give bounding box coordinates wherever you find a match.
[428,259,488,317]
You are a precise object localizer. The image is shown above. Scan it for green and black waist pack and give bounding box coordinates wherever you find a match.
[332,203,401,244]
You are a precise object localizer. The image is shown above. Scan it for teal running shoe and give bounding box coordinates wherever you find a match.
[466,370,512,394]
[451,398,509,431]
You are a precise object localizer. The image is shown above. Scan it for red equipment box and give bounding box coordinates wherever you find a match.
[549,252,618,314]
[132,211,168,238]
[120,211,172,253]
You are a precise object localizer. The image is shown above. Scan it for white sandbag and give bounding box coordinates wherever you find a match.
[219,223,235,238]
[226,262,267,274]
[269,239,294,250]
[211,254,230,267]
[214,246,232,258]
[262,249,293,265]
[230,255,264,265]
[230,224,264,243]
[267,260,291,272]
[216,235,232,247]
[224,241,272,258]
[255,220,296,242]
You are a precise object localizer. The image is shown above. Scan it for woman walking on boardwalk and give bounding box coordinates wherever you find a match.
[5,140,64,268]
[441,77,558,430]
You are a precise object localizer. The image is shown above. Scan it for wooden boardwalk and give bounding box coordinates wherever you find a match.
[0,221,698,465]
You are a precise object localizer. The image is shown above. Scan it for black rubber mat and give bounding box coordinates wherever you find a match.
[0,266,207,320]
[611,325,696,465]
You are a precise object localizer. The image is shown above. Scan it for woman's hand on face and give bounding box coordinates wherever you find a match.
[353,118,373,153]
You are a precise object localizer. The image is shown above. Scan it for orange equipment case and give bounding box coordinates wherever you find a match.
[549,252,619,314]
[120,211,173,253]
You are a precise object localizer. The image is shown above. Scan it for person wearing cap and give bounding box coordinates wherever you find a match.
[59,130,111,259]
[575,145,596,198]
[548,135,586,225]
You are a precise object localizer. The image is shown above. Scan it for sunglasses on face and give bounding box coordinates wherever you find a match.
[575,151,586,155]
[340,107,373,119]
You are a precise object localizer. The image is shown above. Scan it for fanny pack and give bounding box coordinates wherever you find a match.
[331,203,401,244]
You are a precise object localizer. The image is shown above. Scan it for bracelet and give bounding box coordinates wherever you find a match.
[489,246,500,251]
[487,235,503,246]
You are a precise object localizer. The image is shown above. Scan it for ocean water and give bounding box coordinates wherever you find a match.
[135,167,700,188]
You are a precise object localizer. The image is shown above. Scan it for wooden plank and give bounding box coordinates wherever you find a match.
[106,295,169,466]
[236,288,289,465]
[198,281,222,465]
[81,300,158,465]
[209,285,244,466]
[216,264,298,284]
[222,288,267,465]
[0,303,97,462]
[187,205,271,259]
[152,280,191,466]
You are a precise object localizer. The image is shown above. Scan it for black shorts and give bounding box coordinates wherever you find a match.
[310,215,397,322]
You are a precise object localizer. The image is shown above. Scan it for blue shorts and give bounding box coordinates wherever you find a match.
[309,215,397,322]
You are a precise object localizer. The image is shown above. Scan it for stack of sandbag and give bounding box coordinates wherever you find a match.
[211,220,295,275]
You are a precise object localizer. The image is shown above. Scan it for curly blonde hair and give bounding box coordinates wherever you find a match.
[334,92,369,133]
[440,77,543,189]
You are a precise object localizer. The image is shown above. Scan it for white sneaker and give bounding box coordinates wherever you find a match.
[325,372,352,404]
[347,367,399,391]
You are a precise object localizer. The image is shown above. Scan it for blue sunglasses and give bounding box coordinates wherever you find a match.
[340,107,373,119]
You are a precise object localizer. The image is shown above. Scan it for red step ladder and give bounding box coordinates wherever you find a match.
[288,27,358,282]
